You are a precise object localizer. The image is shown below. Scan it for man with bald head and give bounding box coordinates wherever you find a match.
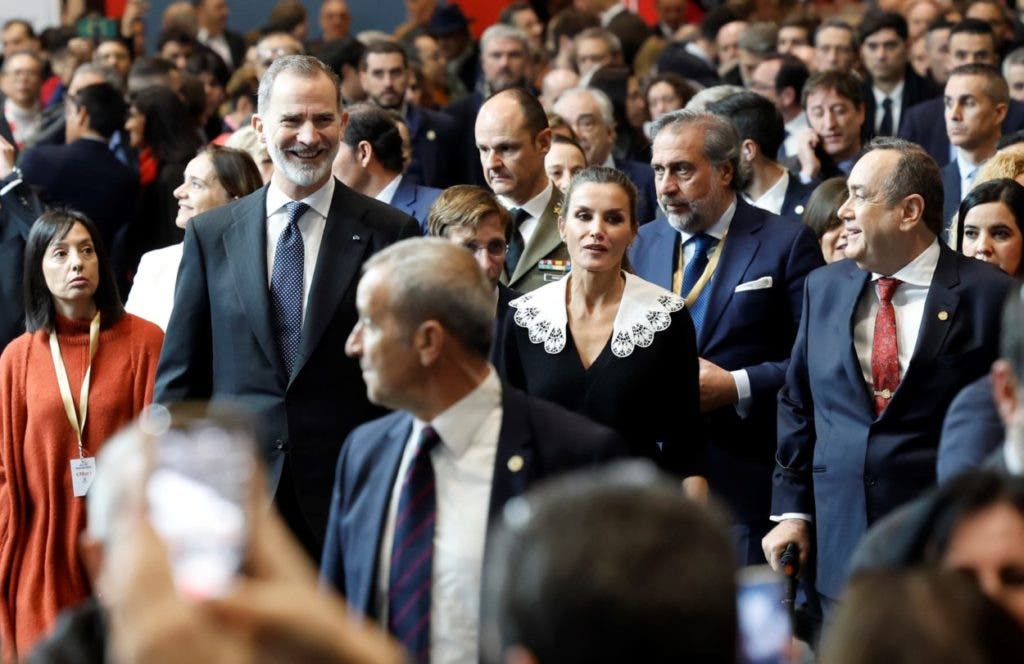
[475,87,567,293]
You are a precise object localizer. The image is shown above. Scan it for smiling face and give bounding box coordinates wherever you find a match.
[42,222,100,318]
[173,153,232,229]
[820,224,849,263]
[651,123,734,234]
[559,181,637,274]
[254,69,342,199]
[837,149,908,273]
[961,200,1023,274]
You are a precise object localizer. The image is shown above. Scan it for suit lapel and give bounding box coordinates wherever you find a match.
[698,202,759,348]
[902,246,960,384]
[292,182,369,381]
[837,263,874,409]
[648,219,678,289]
[224,188,285,376]
[510,188,564,284]
[487,386,535,520]
[392,177,415,214]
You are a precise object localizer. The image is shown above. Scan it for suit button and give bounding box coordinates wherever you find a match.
[864,475,877,487]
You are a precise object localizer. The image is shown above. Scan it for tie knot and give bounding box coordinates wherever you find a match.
[882,97,892,110]
[509,207,530,228]
[284,201,310,227]
[876,277,901,302]
[417,425,442,456]
[688,232,716,255]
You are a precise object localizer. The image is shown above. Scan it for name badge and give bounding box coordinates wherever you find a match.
[70,457,97,497]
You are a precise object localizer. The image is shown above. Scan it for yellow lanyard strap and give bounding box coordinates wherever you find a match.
[682,233,727,308]
[49,313,100,459]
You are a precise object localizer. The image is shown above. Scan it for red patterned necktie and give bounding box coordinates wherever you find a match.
[871,277,902,416]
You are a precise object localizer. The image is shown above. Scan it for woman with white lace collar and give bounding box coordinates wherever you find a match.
[496,167,707,498]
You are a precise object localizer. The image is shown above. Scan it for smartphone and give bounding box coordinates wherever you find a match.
[145,405,256,600]
[736,565,793,664]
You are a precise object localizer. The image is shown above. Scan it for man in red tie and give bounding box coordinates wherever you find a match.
[761,137,1013,616]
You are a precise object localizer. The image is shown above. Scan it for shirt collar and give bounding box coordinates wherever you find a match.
[266,177,335,219]
[375,174,403,204]
[600,152,616,169]
[418,368,502,458]
[872,238,940,286]
[600,2,626,25]
[872,79,904,106]
[678,196,737,243]
[498,180,553,219]
[743,170,788,214]
[956,151,986,176]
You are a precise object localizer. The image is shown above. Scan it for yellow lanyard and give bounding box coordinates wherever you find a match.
[676,233,728,306]
[49,312,100,459]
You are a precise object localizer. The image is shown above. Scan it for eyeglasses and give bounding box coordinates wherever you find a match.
[461,239,508,257]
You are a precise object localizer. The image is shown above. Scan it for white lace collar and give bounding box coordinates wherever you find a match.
[508,273,685,358]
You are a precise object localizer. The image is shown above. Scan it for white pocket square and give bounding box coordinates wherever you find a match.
[734,276,773,292]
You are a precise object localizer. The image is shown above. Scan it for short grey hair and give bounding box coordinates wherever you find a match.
[257,54,343,117]
[72,62,124,92]
[574,27,622,56]
[554,85,615,126]
[364,238,495,359]
[480,23,530,54]
[1004,46,1024,78]
[738,22,779,55]
[650,109,745,191]
[685,84,745,111]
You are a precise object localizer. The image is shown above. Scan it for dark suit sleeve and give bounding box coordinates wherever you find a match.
[320,432,353,596]
[494,314,527,389]
[772,274,817,516]
[660,307,706,478]
[154,222,213,402]
[937,377,1004,483]
[744,225,824,404]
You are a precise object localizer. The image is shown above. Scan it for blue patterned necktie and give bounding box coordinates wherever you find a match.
[270,201,309,377]
[388,426,442,663]
[681,233,718,332]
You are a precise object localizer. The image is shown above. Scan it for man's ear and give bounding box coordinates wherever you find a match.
[900,193,925,230]
[251,114,266,143]
[414,320,445,366]
[992,359,1020,428]
[357,140,374,168]
[740,138,758,163]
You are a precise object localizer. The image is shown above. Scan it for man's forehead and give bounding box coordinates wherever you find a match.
[652,127,706,158]
[863,28,902,44]
[366,52,404,68]
[807,88,853,106]
[485,38,524,55]
[818,27,852,45]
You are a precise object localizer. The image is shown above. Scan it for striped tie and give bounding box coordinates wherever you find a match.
[388,426,441,662]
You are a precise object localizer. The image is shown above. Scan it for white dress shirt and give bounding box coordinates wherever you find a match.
[773,239,941,523]
[375,370,502,664]
[125,243,184,331]
[498,180,554,246]
[743,169,789,216]
[955,151,984,202]
[265,178,333,323]
[198,27,234,69]
[675,197,753,414]
[375,173,403,204]
[872,79,905,134]
[782,113,810,159]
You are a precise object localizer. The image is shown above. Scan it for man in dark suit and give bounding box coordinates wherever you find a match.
[629,110,824,564]
[358,40,458,189]
[763,137,1014,614]
[18,82,137,257]
[709,92,816,223]
[576,0,652,68]
[939,65,1007,227]
[321,238,626,661]
[553,86,658,223]
[155,56,420,562]
[195,0,247,71]
[0,143,42,353]
[857,12,941,142]
[331,103,440,232]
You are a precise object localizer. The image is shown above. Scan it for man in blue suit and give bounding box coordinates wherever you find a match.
[321,238,626,662]
[629,109,824,564]
[332,103,440,232]
[762,137,1013,614]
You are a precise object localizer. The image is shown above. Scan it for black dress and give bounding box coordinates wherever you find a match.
[496,273,705,477]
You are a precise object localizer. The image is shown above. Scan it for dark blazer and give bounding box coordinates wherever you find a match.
[860,66,941,142]
[772,245,1013,599]
[390,176,441,233]
[937,375,1004,483]
[629,198,823,560]
[18,138,138,254]
[900,97,1024,166]
[405,104,460,189]
[154,180,420,557]
[781,174,816,221]
[941,159,961,234]
[491,283,518,366]
[613,156,657,224]
[443,91,486,187]
[0,176,43,353]
[319,382,628,613]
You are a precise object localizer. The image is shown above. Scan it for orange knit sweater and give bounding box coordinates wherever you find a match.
[0,313,163,659]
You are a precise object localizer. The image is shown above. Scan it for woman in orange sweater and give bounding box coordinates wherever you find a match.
[0,209,164,659]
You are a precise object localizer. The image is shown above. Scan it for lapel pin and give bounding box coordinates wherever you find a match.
[352,234,361,241]
[507,455,524,472]
[794,204,805,215]
[427,130,436,141]
[938,311,949,321]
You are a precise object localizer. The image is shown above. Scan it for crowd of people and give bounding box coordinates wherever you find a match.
[3,0,1024,661]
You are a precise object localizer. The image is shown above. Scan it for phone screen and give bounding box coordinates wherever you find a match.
[147,419,254,600]
[736,566,793,664]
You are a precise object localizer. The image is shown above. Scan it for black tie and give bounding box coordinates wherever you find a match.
[878,97,893,136]
[506,207,529,275]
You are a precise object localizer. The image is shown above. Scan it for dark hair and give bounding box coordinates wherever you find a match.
[204,146,264,200]
[343,103,404,174]
[775,54,810,98]
[186,50,230,88]
[499,1,534,26]
[72,82,127,139]
[563,166,638,272]
[642,72,696,111]
[857,11,909,44]
[802,176,848,239]
[359,39,409,70]
[815,18,855,43]
[955,178,1024,273]
[548,8,601,47]
[2,18,35,38]
[820,568,1024,664]
[318,37,366,75]
[128,55,176,82]
[130,86,201,166]
[999,130,1024,150]
[802,70,864,108]
[157,27,197,52]
[927,18,954,36]
[588,66,633,133]
[951,17,997,40]
[267,0,307,34]
[864,137,944,237]
[708,91,785,160]
[699,5,741,43]
[493,87,550,138]
[23,209,123,332]
[920,471,1024,563]
[483,462,738,664]
[552,133,586,161]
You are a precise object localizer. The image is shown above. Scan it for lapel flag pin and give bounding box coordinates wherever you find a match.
[507,455,524,472]
[938,311,949,321]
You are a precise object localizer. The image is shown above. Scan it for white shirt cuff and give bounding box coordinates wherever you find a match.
[1004,438,1024,475]
[771,512,813,523]
[798,171,814,185]
[731,369,752,418]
